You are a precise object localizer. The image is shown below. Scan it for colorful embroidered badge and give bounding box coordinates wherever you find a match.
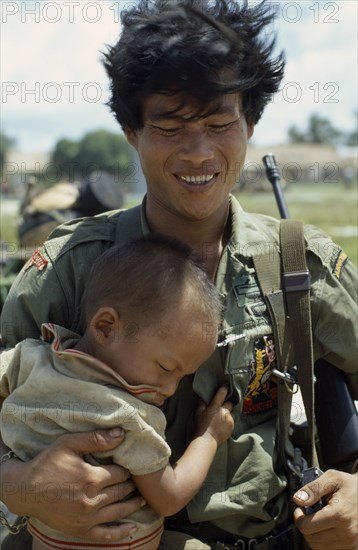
[243,335,278,414]
[23,249,48,272]
[333,250,348,280]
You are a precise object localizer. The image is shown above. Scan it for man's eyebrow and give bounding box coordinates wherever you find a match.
[148,110,187,122]
[149,105,238,122]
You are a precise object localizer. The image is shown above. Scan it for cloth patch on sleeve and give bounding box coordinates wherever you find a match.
[23,249,48,272]
[333,250,348,280]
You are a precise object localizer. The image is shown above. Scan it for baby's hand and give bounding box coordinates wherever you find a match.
[195,386,234,446]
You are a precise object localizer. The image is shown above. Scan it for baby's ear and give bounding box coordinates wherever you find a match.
[89,307,121,346]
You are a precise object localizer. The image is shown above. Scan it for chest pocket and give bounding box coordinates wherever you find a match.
[221,266,277,412]
[223,267,272,367]
[233,269,268,320]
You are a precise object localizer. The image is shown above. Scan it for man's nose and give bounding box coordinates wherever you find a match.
[178,129,215,165]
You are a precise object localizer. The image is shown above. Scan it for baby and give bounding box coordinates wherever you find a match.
[0,235,234,550]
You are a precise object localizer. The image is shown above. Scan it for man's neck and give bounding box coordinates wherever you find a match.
[145,198,231,280]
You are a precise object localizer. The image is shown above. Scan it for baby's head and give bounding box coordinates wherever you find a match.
[80,235,222,405]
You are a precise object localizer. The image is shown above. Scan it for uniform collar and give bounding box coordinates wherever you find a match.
[215,196,280,295]
[227,195,279,259]
[114,195,150,246]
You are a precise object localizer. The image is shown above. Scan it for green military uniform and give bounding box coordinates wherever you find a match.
[1,196,357,542]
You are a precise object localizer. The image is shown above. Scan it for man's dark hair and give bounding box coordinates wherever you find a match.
[81,234,222,329]
[103,0,285,130]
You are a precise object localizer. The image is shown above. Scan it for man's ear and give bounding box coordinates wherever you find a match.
[124,127,138,149]
[247,121,255,140]
[89,307,121,347]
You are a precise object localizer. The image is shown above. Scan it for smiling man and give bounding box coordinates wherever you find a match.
[125,92,253,279]
[1,1,357,550]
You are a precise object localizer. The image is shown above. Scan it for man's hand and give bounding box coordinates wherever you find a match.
[1,429,144,542]
[293,469,358,550]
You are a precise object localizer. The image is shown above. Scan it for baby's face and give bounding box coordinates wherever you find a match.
[102,309,218,407]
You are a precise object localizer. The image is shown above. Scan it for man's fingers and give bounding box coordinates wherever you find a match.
[89,522,138,543]
[54,429,125,456]
[62,496,145,540]
[294,504,328,534]
[90,497,146,534]
[93,463,132,488]
[98,479,137,505]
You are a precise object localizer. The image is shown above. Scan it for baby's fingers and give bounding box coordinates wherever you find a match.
[209,385,230,407]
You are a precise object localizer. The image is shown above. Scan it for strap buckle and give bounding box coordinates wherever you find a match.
[283,270,311,292]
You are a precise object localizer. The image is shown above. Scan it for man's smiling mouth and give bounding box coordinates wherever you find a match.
[177,174,216,185]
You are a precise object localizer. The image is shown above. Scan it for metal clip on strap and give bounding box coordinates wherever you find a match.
[271,367,297,385]
[283,270,311,292]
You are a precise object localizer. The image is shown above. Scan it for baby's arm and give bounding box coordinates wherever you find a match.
[132,386,234,516]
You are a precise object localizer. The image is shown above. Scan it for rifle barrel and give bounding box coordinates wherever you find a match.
[262,154,290,219]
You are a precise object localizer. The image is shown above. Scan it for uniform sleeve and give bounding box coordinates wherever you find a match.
[1,245,70,345]
[0,216,116,346]
[306,226,358,375]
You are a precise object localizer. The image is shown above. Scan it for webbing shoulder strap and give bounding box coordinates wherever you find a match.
[280,219,316,467]
[253,245,294,471]
[253,219,317,468]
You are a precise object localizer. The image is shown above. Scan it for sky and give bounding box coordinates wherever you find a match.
[1,0,357,153]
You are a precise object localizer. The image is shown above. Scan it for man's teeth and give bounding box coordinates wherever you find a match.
[179,175,214,184]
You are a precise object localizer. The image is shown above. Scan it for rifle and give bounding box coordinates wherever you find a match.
[263,153,358,471]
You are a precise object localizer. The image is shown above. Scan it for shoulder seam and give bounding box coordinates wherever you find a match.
[44,212,122,260]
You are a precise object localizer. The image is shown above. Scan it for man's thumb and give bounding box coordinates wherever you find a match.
[293,480,323,506]
[293,488,312,505]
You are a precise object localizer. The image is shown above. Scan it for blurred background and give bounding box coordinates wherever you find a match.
[1,0,357,305]
[0,0,357,530]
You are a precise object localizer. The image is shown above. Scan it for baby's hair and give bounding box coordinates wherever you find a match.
[81,234,223,330]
